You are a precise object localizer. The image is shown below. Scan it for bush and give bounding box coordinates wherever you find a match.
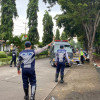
[0,57,12,62]
[36,50,48,58]
[7,52,12,56]
[93,53,100,56]
[0,51,7,58]
[39,50,48,55]
[0,56,12,66]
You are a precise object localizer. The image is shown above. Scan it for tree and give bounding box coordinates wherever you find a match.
[61,31,67,40]
[94,32,100,54]
[42,11,53,45]
[43,0,57,5]
[55,29,60,40]
[0,0,18,41]
[9,36,21,47]
[38,42,44,48]
[56,0,100,64]
[94,24,100,54]
[27,0,39,47]
[69,39,76,48]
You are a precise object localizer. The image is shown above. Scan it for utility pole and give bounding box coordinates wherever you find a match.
[23,22,27,34]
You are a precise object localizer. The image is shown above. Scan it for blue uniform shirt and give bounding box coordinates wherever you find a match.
[17,45,48,70]
[56,49,69,63]
[18,49,35,70]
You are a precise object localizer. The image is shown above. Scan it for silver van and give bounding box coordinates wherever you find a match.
[49,40,73,67]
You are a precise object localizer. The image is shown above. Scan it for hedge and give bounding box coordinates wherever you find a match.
[0,50,49,66]
[39,50,48,55]
[0,56,12,61]
[93,53,100,57]
[0,51,7,58]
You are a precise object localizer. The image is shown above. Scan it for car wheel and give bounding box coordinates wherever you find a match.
[69,61,73,67]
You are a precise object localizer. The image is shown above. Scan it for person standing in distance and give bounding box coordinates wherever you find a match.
[55,45,70,83]
[80,48,86,64]
[17,41,52,100]
[10,48,17,67]
[75,48,80,65]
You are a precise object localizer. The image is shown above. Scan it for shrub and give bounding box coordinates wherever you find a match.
[7,52,12,56]
[0,51,7,58]
[36,50,48,58]
[39,50,48,55]
[0,57,12,62]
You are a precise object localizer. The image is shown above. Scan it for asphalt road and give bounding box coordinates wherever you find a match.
[0,58,68,100]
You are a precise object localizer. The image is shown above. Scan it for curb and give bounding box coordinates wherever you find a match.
[44,68,71,100]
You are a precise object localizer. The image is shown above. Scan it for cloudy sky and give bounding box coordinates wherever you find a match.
[13,0,63,41]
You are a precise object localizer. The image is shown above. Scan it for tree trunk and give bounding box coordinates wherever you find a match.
[88,47,93,65]
[84,37,88,52]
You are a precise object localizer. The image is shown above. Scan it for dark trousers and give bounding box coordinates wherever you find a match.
[76,61,79,64]
[22,69,36,89]
[56,62,65,76]
[81,56,84,64]
[10,58,16,66]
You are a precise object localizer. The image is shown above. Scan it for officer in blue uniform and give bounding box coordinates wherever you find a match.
[55,45,70,83]
[17,41,52,100]
[10,49,16,67]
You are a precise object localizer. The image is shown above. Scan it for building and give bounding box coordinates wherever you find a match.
[0,40,10,51]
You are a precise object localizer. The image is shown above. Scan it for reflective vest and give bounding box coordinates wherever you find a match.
[80,51,84,56]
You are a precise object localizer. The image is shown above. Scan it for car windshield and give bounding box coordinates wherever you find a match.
[54,44,72,53]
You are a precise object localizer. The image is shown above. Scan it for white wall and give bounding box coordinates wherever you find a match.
[0,44,10,51]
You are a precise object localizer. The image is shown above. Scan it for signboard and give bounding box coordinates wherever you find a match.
[22,35,28,41]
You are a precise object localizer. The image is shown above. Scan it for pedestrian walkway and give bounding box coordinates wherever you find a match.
[45,64,100,100]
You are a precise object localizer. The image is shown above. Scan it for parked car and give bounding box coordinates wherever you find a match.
[49,40,73,67]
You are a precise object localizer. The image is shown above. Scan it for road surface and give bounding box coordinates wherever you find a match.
[0,58,68,100]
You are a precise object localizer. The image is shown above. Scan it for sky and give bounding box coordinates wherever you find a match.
[13,0,63,42]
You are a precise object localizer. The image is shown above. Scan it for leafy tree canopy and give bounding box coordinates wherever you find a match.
[55,29,60,40]
[0,0,18,41]
[61,31,67,40]
[43,0,58,5]
[27,0,39,46]
[42,11,54,45]
[55,0,100,64]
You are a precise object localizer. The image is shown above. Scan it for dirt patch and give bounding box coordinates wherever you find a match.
[45,64,100,100]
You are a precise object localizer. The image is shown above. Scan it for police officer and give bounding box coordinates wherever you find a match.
[75,48,80,64]
[17,41,52,100]
[55,45,70,83]
[10,49,16,67]
[80,48,86,64]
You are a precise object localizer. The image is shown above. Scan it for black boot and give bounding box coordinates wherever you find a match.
[55,73,59,82]
[30,86,36,100]
[10,62,12,67]
[60,75,64,83]
[24,88,29,100]
[14,62,16,67]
